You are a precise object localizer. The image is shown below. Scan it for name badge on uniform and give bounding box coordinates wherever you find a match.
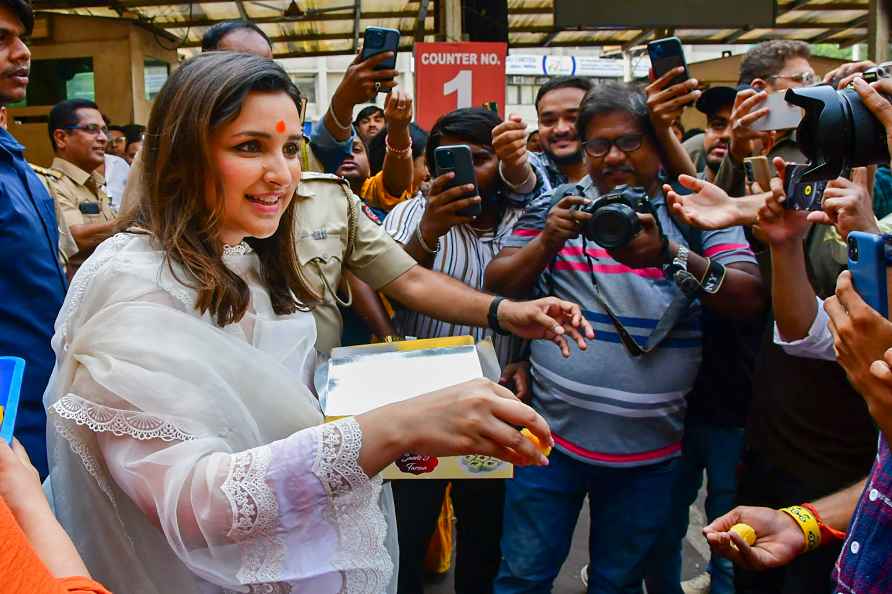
[79,202,101,215]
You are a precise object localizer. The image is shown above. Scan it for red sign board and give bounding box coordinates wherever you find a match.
[414,42,507,132]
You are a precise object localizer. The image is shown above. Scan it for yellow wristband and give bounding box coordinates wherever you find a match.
[780,505,822,552]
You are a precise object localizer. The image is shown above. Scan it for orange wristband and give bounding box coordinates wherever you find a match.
[802,502,847,544]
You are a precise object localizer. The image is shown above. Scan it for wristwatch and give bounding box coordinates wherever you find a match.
[663,245,700,298]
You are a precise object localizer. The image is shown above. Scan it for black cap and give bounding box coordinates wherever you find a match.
[695,86,737,116]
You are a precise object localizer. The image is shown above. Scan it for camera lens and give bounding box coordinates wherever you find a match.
[786,85,890,181]
[437,149,456,170]
[589,204,640,249]
[848,237,860,262]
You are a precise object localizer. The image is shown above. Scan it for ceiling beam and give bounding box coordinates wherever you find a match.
[809,14,869,42]
[234,0,248,20]
[541,29,561,46]
[722,26,752,43]
[508,23,867,35]
[144,10,425,30]
[274,43,414,60]
[622,29,653,50]
[509,35,868,48]
[351,0,361,51]
[415,0,430,43]
[179,28,438,48]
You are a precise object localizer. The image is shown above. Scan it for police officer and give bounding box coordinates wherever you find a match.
[34,98,116,275]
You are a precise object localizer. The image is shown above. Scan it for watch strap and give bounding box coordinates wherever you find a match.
[700,258,727,295]
[488,297,511,336]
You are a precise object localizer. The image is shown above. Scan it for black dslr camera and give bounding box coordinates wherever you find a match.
[784,66,891,183]
[572,185,655,249]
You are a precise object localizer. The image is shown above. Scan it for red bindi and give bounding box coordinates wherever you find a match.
[275,119,286,134]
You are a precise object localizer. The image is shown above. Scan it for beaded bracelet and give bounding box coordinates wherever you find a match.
[386,136,413,159]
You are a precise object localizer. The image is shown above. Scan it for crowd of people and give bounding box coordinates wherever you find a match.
[1,1,891,593]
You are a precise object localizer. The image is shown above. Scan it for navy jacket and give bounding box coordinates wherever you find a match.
[0,128,67,477]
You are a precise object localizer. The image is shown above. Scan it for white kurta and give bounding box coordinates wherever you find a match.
[44,233,394,594]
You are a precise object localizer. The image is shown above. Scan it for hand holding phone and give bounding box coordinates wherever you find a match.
[847,231,892,318]
[744,156,772,191]
[750,91,804,132]
[360,27,400,93]
[433,145,481,218]
[648,37,689,87]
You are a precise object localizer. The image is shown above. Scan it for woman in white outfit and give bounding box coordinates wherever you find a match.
[43,52,582,594]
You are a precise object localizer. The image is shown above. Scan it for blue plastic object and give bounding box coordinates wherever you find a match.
[0,357,25,444]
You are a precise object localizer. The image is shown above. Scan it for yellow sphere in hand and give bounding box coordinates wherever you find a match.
[731,523,757,545]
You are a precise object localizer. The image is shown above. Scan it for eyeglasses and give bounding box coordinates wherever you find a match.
[64,124,109,137]
[769,71,816,86]
[583,134,643,158]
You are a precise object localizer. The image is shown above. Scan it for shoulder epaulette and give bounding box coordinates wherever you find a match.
[29,164,63,179]
[300,171,348,183]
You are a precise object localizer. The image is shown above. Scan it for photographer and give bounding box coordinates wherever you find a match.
[714,41,815,198]
[485,82,763,592]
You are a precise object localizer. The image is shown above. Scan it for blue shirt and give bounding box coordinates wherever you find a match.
[0,128,67,476]
[309,119,357,174]
[833,435,892,593]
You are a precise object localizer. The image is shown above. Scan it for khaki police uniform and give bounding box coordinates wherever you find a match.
[295,172,415,354]
[43,157,115,229]
[30,164,79,268]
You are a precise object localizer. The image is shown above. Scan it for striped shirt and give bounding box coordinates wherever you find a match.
[384,195,524,366]
[502,175,756,467]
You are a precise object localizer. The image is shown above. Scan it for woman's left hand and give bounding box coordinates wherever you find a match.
[497,298,594,357]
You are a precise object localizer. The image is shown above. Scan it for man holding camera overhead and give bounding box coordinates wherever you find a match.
[485,80,764,592]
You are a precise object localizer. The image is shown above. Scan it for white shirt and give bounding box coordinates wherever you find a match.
[103,153,130,211]
[772,296,837,361]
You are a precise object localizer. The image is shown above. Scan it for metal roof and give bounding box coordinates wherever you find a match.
[33,0,873,58]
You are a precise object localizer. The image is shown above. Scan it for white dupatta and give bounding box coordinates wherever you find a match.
[44,233,395,594]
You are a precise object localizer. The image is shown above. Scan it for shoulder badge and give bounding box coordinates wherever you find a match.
[301,171,346,183]
[361,203,382,225]
[29,164,63,180]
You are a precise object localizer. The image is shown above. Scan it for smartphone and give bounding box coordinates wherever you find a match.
[482,100,498,113]
[848,232,892,318]
[360,26,399,73]
[647,37,689,87]
[0,357,25,444]
[433,145,481,218]
[751,91,804,132]
[744,156,772,191]
[783,163,827,211]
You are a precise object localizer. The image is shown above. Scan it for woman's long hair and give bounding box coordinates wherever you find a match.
[118,52,319,326]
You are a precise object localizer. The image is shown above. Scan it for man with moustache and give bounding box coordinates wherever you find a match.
[696,86,735,183]
[34,99,116,275]
[494,76,593,200]
[0,0,68,476]
[486,82,764,593]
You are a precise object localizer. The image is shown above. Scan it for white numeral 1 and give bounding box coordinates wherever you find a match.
[443,69,472,109]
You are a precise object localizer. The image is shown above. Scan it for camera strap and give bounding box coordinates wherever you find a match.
[543,179,700,357]
[582,236,696,357]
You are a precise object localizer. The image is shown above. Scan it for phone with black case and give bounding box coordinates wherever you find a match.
[360,27,400,77]
[647,37,689,87]
[433,145,481,218]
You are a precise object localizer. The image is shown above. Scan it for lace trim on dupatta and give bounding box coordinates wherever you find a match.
[312,418,392,594]
[50,395,197,442]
